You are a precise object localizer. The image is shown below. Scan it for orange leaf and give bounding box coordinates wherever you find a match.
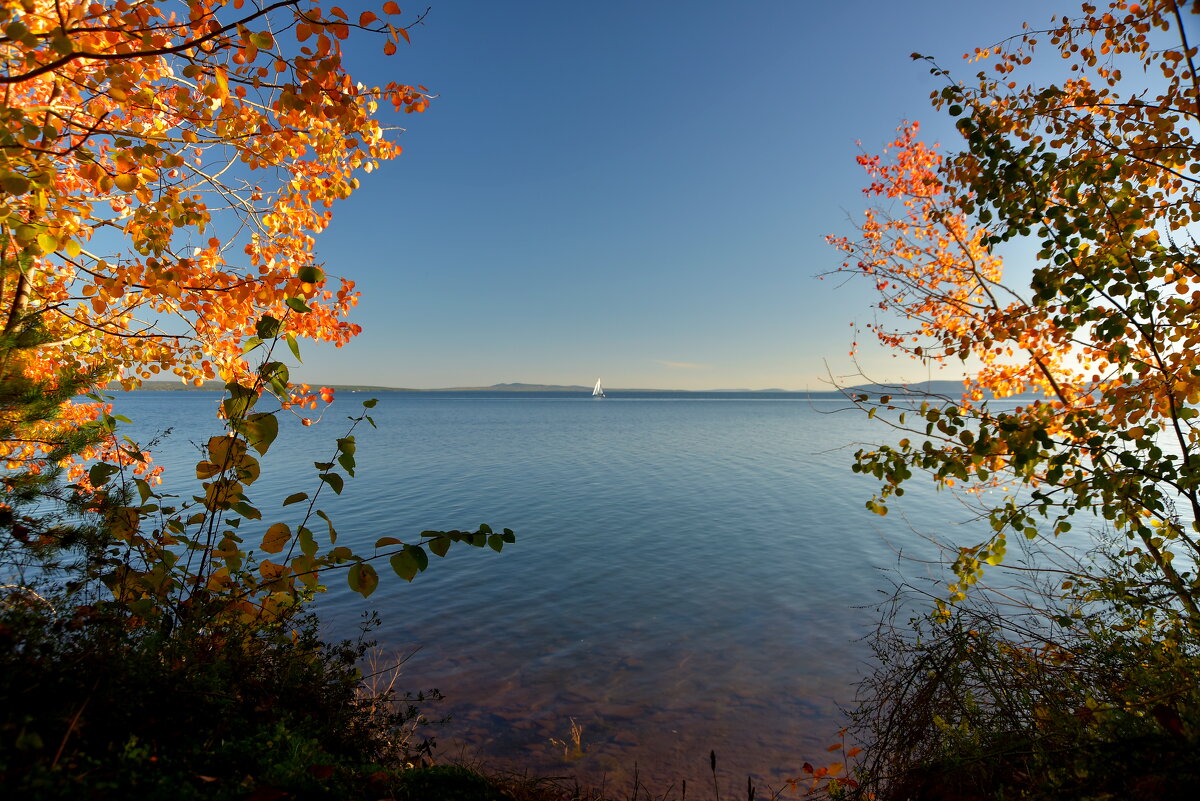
[383,1,402,14]
[261,522,290,554]
[398,26,410,43]
[826,743,843,751]
[383,40,396,55]
[329,5,348,20]
[359,11,378,26]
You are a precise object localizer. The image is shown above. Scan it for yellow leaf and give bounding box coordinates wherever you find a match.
[261,522,291,554]
[259,558,288,582]
[207,435,247,466]
[195,460,223,479]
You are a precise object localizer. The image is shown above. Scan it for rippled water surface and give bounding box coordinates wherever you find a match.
[120,390,990,791]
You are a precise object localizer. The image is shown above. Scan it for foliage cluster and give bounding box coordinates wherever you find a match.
[819,0,1200,797]
[838,560,1200,800]
[0,2,515,796]
[0,0,516,630]
[0,602,440,800]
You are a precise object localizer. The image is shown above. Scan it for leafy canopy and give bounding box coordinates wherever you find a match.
[831,0,1200,628]
[0,1,511,628]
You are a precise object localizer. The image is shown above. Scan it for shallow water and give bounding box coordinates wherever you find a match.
[116,390,992,791]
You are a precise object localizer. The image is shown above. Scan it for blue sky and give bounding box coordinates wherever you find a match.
[296,0,1061,390]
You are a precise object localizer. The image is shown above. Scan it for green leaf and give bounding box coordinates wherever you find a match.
[285,297,312,313]
[298,526,318,558]
[259,361,289,394]
[237,454,261,484]
[88,463,119,487]
[0,172,31,195]
[222,382,258,419]
[256,314,282,339]
[231,501,262,520]
[235,413,279,456]
[375,536,404,548]
[133,478,154,504]
[319,473,344,495]
[390,550,418,581]
[292,554,318,587]
[488,534,504,553]
[241,336,263,354]
[283,491,308,506]
[428,535,451,558]
[315,509,337,544]
[348,562,379,597]
[297,264,324,283]
[285,333,302,362]
[362,398,378,408]
[405,544,429,572]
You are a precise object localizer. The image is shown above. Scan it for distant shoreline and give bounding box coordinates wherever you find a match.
[113,379,1037,398]
[118,381,811,393]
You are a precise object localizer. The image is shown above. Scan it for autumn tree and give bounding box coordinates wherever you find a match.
[833,0,1200,624]
[819,2,1200,795]
[0,0,510,627]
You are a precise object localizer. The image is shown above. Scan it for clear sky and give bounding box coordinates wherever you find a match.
[294,0,1064,390]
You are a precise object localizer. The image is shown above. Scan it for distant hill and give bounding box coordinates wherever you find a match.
[434,382,592,392]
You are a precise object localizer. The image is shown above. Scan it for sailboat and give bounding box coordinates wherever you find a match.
[592,378,606,398]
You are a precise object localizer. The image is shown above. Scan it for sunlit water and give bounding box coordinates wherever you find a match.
[114,390,999,792]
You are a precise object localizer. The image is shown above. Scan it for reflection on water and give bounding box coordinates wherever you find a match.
[117,391,987,792]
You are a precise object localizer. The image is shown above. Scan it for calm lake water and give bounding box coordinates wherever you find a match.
[116,390,991,792]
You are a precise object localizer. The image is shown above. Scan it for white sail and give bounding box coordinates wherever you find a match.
[592,378,605,398]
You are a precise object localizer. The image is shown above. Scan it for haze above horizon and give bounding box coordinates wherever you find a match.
[290,0,1061,392]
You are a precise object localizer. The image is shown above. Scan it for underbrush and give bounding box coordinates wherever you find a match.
[0,600,439,800]
[823,557,1200,801]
